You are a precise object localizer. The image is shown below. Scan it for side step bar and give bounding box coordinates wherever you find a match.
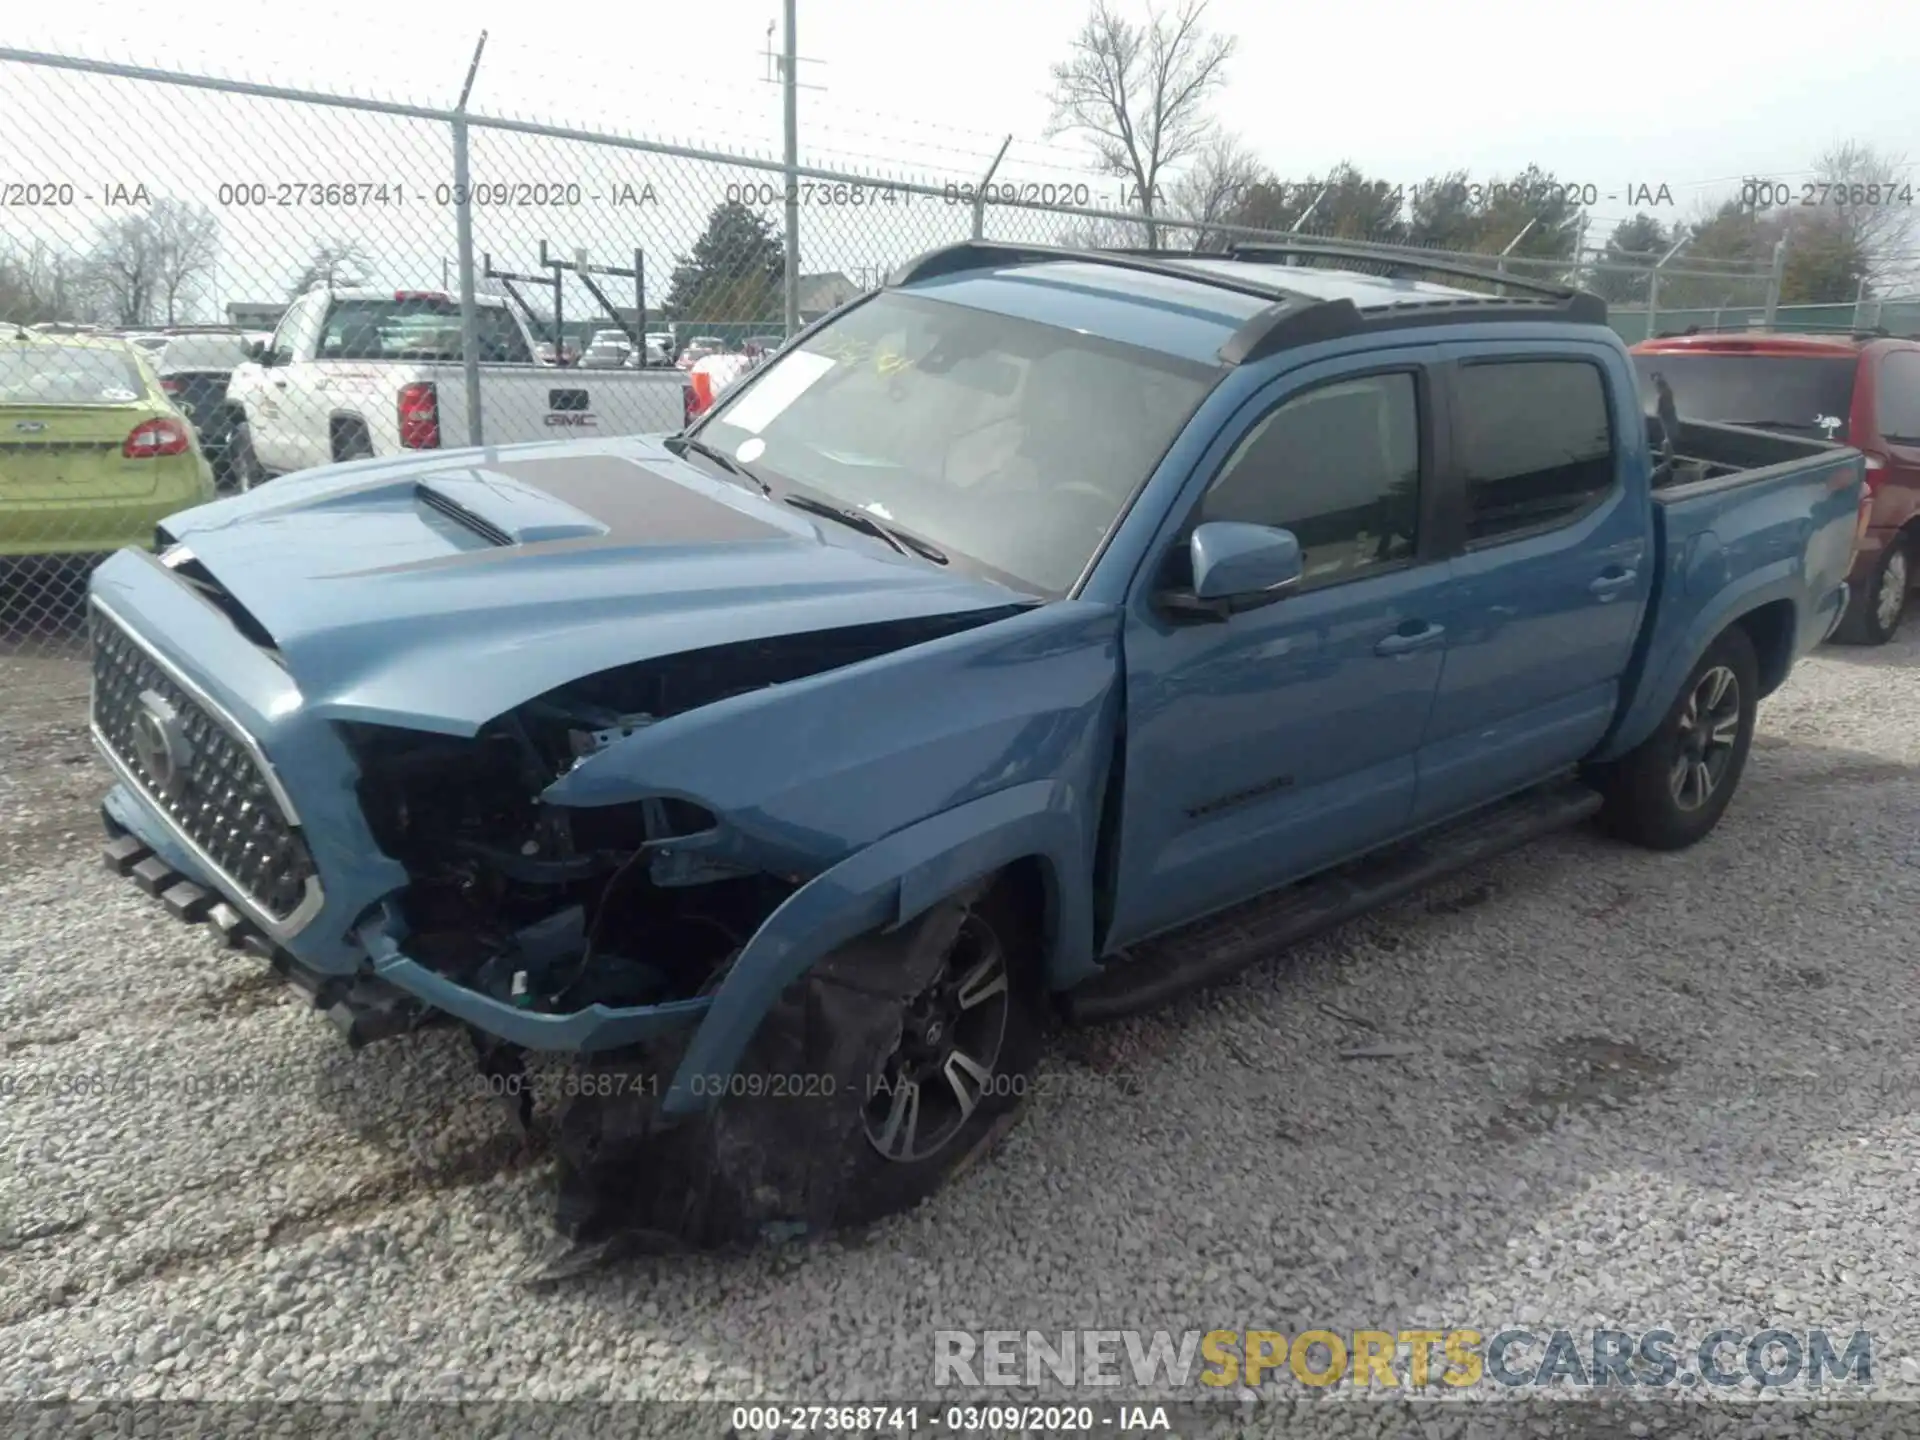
[1063,777,1603,1023]
[101,809,439,1049]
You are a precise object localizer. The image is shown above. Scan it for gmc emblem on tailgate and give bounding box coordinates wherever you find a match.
[547,388,595,427]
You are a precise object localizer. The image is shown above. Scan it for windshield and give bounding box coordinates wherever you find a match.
[159,335,251,372]
[696,290,1219,596]
[0,343,147,405]
[1633,353,1857,438]
[318,298,532,362]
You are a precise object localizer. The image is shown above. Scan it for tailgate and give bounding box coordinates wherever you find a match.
[480,371,685,439]
[0,405,162,500]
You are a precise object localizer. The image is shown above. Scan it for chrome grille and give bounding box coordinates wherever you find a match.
[89,606,319,923]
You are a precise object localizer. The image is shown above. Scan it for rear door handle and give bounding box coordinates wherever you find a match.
[1589,568,1637,598]
[1375,622,1445,657]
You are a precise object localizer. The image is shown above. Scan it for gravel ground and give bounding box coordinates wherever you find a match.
[4,626,1920,1437]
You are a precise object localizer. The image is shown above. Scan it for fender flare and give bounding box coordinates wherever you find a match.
[661,778,1091,1116]
[1595,558,1802,762]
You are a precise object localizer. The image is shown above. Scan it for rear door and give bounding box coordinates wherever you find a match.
[1413,345,1650,826]
[1867,347,1920,542]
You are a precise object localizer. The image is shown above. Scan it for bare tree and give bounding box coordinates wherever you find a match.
[149,198,221,324]
[1045,0,1237,249]
[290,238,374,298]
[1808,142,1917,293]
[0,238,85,324]
[1167,132,1268,250]
[86,212,162,326]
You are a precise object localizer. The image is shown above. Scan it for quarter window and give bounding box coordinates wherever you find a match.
[1455,360,1615,543]
[1197,372,1420,589]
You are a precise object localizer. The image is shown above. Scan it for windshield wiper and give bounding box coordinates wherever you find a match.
[783,493,947,563]
[663,434,772,495]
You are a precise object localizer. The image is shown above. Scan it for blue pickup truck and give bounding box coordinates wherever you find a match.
[88,239,1863,1254]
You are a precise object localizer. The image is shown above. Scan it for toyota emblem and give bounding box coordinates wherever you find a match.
[131,690,195,800]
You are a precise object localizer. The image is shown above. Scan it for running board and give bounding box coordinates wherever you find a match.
[1063,778,1603,1023]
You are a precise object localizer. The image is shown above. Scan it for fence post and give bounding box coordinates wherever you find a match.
[452,31,488,447]
[1853,277,1868,330]
[1762,237,1787,329]
[971,135,1012,241]
[1646,235,1688,339]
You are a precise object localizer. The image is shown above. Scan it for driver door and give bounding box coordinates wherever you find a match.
[1105,357,1455,947]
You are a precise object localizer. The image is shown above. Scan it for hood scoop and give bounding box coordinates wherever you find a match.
[414,470,610,547]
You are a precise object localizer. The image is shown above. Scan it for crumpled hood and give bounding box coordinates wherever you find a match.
[152,434,1027,735]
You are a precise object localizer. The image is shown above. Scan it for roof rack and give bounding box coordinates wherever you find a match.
[885,238,1610,369]
[1220,239,1581,301]
[886,240,1311,307]
[1651,322,1889,340]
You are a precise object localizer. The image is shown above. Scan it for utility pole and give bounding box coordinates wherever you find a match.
[760,9,823,339]
[781,0,800,338]
[452,30,488,446]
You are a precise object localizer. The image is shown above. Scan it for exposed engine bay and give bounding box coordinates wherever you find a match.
[337,610,1018,1022]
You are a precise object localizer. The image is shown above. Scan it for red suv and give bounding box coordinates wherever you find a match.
[1631,330,1920,644]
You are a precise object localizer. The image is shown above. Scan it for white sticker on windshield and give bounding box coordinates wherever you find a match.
[735,437,767,463]
[719,350,835,434]
[102,387,137,401]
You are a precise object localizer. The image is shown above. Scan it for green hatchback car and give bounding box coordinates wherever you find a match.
[1,329,216,560]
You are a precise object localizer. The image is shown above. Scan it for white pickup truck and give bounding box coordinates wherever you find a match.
[225,288,690,484]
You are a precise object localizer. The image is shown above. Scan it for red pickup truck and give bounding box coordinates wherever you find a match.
[1631,329,1920,644]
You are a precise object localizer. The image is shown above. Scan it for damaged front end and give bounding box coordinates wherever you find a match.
[333,613,1023,1249]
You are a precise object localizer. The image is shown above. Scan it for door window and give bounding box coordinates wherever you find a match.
[1197,372,1420,590]
[1455,360,1615,544]
[1877,351,1920,442]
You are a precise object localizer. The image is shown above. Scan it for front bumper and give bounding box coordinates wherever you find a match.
[101,787,710,1057]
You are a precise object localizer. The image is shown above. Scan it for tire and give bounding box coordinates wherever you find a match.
[552,875,1045,1249]
[1595,625,1759,851]
[228,423,266,492]
[1831,537,1911,647]
[836,880,1044,1228]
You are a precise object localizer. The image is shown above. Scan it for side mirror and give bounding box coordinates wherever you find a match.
[1161,521,1304,619]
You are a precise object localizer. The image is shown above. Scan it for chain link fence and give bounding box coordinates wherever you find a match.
[1,45,1788,658]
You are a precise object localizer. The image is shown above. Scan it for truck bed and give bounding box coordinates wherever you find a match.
[1647,414,1847,491]
[1599,420,1864,763]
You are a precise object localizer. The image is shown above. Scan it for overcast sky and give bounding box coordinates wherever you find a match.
[5,0,1916,315]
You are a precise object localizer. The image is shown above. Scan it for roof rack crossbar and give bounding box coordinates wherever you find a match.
[1222,239,1579,301]
[886,240,1309,307]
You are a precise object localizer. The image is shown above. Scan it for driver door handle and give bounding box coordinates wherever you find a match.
[1375,622,1445,657]
[1589,567,1637,598]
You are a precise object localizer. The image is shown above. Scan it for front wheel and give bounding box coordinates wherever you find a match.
[1595,625,1759,851]
[552,876,1045,1249]
[1832,538,1911,646]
